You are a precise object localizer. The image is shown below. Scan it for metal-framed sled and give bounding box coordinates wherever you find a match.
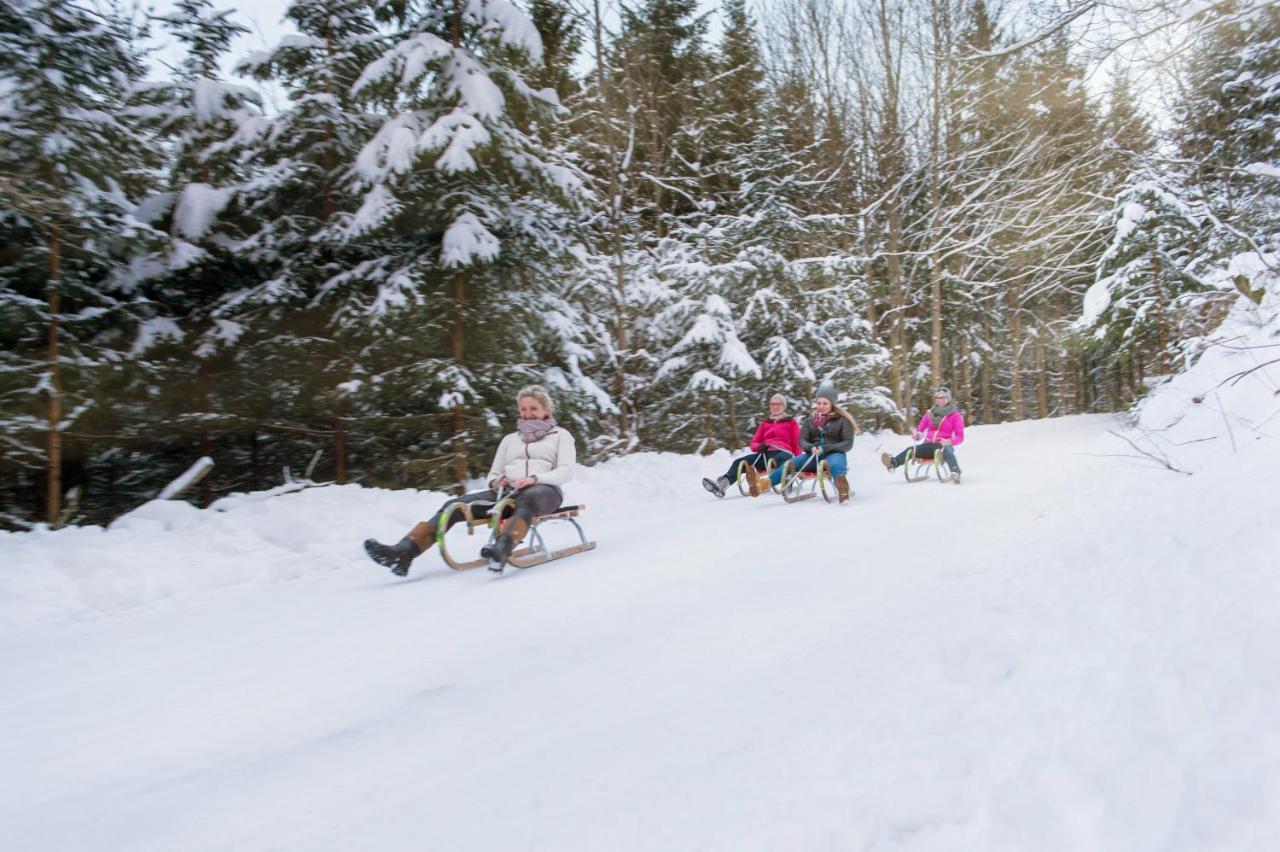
[435,499,596,571]
[779,456,838,503]
[902,445,954,484]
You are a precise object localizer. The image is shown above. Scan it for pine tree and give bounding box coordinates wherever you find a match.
[0,0,167,525]
[222,0,388,487]
[338,0,594,487]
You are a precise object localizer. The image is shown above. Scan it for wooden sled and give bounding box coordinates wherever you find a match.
[902,446,952,483]
[437,500,596,571]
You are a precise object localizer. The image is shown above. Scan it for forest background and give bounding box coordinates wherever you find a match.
[2,0,1277,527]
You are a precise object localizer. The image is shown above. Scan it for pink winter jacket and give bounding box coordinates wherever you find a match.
[917,410,965,445]
[749,417,802,455]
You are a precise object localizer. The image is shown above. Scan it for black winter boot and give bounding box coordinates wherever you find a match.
[482,533,516,572]
[364,536,422,576]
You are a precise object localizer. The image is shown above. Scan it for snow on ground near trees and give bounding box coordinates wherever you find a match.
[2,413,1279,849]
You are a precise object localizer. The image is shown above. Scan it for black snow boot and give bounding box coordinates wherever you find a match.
[702,476,729,499]
[364,536,421,576]
[481,532,517,570]
[482,533,516,572]
[482,517,530,572]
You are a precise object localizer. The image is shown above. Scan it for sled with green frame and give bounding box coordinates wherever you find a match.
[901,444,953,484]
[435,498,596,571]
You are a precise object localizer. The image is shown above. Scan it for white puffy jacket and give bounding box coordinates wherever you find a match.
[487,427,576,488]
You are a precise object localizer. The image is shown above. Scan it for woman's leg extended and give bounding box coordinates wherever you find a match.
[897,442,942,465]
[824,452,848,477]
[368,488,497,575]
[410,489,498,548]
[725,453,761,481]
[942,446,960,472]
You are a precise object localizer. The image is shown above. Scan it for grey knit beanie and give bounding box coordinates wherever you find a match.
[815,383,838,405]
[934,386,952,400]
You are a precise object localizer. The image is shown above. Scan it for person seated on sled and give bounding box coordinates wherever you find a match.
[701,393,801,499]
[753,383,855,503]
[881,386,964,483]
[364,384,576,576]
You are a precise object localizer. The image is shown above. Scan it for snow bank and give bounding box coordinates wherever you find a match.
[0,449,739,631]
[0,483,440,630]
[1125,260,1280,473]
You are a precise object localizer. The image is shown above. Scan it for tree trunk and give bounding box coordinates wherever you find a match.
[1057,346,1073,415]
[1153,254,1170,375]
[592,0,631,439]
[960,335,973,419]
[980,319,994,422]
[451,270,468,491]
[888,206,907,416]
[332,415,347,485]
[46,225,62,525]
[1007,286,1024,420]
[1035,337,1049,418]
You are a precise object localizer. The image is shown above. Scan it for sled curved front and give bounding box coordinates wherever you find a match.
[437,502,491,571]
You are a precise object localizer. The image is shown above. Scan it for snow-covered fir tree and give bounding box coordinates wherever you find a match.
[338,0,596,487]
[0,0,167,525]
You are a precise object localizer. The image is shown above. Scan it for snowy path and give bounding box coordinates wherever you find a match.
[3,414,1279,851]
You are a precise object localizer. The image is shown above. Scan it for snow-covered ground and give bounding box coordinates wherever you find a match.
[2,402,1279,850]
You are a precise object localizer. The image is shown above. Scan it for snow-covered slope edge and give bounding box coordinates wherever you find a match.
[1126,257,1280,472]
[0,449,740,630]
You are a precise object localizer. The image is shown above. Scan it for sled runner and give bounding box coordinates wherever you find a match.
[779,457,837,503]
[902,445,953,484]
[436,500,596,572]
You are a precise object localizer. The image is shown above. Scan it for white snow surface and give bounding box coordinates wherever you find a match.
[1130,256,1280,472]
[2,412,1279,850]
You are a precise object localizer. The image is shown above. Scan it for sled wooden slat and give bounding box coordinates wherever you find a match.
[507,541,598,570]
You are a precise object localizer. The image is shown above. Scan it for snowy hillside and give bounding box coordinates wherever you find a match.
[2,409,1279,851]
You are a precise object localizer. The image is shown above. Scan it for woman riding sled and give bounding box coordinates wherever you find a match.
[749,383,855,504]
[702,393,801,499]
[364,384,576,576]
[881,386,964,483]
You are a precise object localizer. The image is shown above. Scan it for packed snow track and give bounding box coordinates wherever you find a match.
[2,414,1278,851]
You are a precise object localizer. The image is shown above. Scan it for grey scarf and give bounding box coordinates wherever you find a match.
[516,416,557,444]
[927,402,957,430]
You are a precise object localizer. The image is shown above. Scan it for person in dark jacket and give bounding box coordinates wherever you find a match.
[701,393,801,499]
[755,383,856,503]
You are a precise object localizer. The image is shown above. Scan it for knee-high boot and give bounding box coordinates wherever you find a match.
[364,520,436,576]
[481,516,530,568]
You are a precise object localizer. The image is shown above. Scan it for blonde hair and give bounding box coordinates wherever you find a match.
[516,384,554,414]
[833,402,860,434]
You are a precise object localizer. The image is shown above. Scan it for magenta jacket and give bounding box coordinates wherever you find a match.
[749,417,802,455]
[918,410,965,445]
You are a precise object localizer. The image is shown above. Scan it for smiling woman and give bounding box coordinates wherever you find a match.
[363,384,578,576]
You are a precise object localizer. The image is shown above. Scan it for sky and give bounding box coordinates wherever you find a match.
[148,0,726,92]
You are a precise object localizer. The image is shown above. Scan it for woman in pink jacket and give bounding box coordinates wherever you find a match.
[881,386,965,483]
[702,393,801,499]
